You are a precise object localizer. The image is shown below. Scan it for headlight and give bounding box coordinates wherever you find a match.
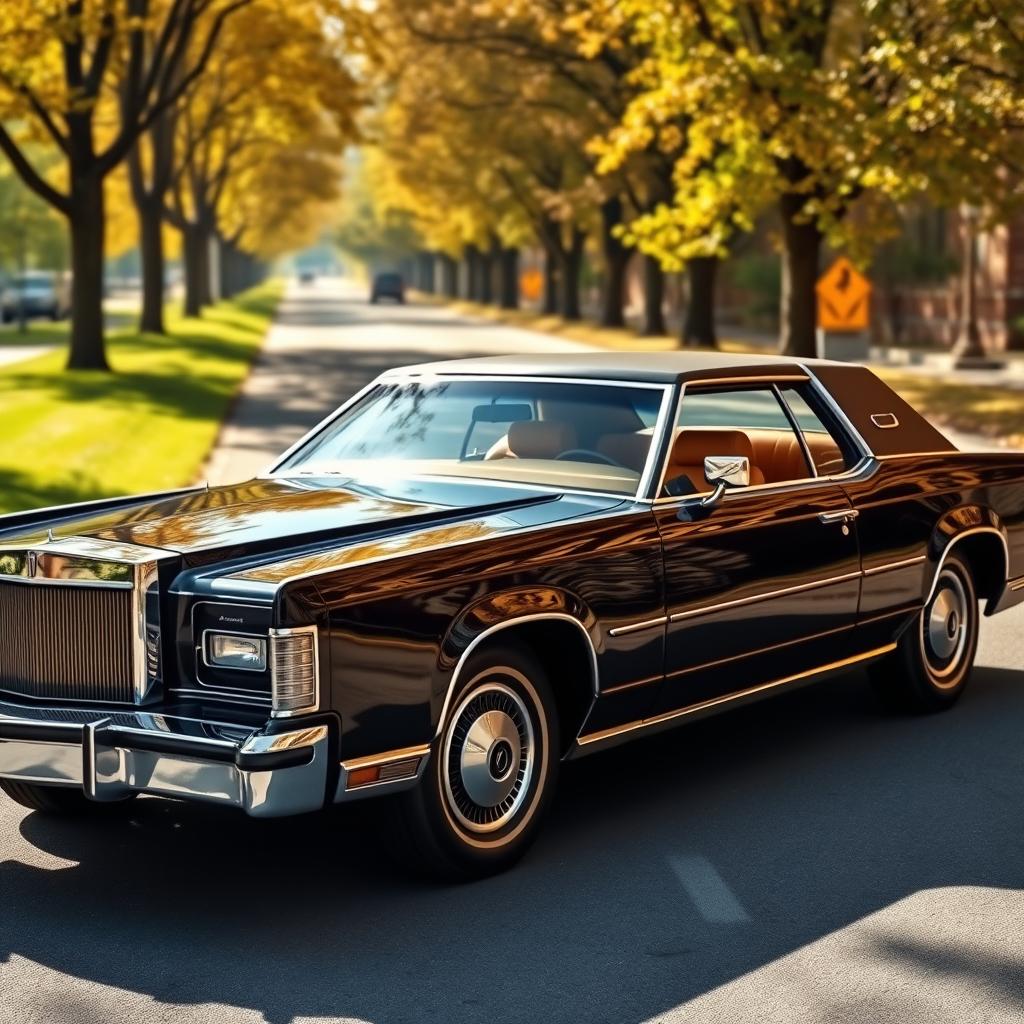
[205,632,268,672]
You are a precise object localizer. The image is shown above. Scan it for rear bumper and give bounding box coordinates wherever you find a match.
[0,700,330,817]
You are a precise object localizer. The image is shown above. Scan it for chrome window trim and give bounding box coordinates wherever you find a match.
[435,613,599,741]
[263,373,674,504]
[269,624,321,719]
[649,368,871,503]
[650,456,876,508]
[772,383,819,478]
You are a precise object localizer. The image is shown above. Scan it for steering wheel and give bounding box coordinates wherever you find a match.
[553,448,625,468]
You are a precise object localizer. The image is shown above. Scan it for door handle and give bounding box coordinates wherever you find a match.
[818,509,860,525]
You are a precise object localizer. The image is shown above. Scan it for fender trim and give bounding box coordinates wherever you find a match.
[434,613,599,740]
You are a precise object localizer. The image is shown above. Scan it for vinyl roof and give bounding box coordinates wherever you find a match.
[388,351,839,385]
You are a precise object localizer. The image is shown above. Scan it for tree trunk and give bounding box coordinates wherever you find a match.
[640,255,667,336]
[183,224,211,317]
[779,195,822,357]
[558,227,585,321]
[440,254,458,297]
[137,196,165,334]
[599,197,629,329]
[66,174,108,371]
[480,245,495,305]
[499,248,519,310]
[465,246,483,301]
[542,247,558,316]
[683,256,719,348]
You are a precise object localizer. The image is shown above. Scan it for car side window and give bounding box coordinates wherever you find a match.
[663,384,850,497]
[777,387,852,476]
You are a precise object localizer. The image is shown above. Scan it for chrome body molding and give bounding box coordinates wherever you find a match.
[436,613,599,741]
[928,525,1010,612]
[1010,576,1024,593]
[335,743,432,802]
[668,571,863,624]
[608,616,669,638]
[0,701,330,817]
[863,555,927,576]
[574,643,897,752]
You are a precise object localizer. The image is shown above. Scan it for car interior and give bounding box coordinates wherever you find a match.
[482,385,849,497]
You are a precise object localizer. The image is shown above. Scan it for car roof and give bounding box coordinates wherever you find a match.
[387,351,837,385]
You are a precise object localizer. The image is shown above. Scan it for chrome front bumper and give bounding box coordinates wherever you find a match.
[0,700,330,817]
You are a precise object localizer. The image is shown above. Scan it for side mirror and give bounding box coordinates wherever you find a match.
[700,455,750,508]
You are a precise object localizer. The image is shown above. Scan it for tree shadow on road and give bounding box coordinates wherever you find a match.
[3,665,1024,1023]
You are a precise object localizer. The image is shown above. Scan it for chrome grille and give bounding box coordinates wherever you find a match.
[0,580,135,703]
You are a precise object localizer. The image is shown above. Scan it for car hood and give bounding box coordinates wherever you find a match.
[0,475,613,563]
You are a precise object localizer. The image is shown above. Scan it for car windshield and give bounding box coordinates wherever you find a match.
[13,274,52,293]
[277,378,669,496]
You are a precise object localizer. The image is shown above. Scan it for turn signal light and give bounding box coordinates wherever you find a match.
[269,626,319,717]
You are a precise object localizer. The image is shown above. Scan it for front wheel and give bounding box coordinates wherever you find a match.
[388,646,559,880]
[869,553,979,712]
[0,779,136,815]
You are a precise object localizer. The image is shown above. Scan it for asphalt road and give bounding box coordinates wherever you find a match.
[2,277,1024,1024]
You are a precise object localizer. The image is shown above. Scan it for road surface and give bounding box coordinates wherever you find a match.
[2,276,1023,1024]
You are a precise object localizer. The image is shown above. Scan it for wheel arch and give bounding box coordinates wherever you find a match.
[927,511,1009,616]
[437,593,600,757]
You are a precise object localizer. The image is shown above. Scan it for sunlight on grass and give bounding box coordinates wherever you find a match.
[0,282,281,514]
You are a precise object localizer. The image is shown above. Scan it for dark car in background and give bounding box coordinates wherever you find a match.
[370,271,404,304]
[0,271,69,323]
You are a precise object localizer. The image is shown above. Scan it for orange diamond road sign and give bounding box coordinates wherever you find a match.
[816,256,871,332]
[520,268,543,302]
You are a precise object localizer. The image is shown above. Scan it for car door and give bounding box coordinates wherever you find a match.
[649,380,863,718]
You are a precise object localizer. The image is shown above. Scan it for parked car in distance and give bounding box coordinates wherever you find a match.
[0,271,69,323]
[2,353,1023,880]
[370,271,404,304]
[298,269,316,284]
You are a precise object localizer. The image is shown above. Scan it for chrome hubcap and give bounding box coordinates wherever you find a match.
[444,681,535,834]
[923,570,969,681]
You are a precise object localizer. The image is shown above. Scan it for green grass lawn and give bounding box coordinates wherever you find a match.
[0,281,281,514]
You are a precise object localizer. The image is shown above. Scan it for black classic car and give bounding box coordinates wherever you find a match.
[1,353,1022,878]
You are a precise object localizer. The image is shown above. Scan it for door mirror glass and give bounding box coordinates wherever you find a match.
[704,455,750,489]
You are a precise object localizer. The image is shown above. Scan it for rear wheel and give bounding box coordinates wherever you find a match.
[0,779,136,815]
[388,646,558,880]
[869,553,979,712]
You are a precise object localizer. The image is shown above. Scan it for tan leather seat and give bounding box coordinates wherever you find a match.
[664,429,765,494]
[744,429,845,483]
[489,420,578,460]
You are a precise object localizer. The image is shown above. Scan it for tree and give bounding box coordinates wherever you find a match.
[582,0,1024,356]
[0,0,252,369]
[157,0,356,316]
